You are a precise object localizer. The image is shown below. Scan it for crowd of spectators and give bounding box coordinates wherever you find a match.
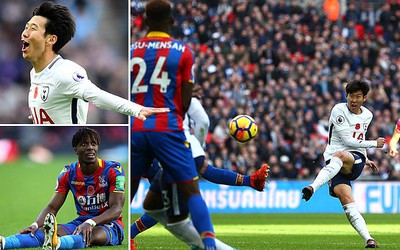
[132,0,400,180]
[0,0,129,124]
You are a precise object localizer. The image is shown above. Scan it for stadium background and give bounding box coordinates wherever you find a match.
[0,0,129,124]
[0,126,129,250]
[131,0,400,248]
[132,0,400,181]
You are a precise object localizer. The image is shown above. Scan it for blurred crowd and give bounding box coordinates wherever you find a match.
[0,0,129,124]
[132,0,400,180]
[0,126,128,163]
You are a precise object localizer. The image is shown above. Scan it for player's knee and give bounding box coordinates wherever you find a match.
[143,190,163,210]
[179,181,201,200]
[333,151,349,162]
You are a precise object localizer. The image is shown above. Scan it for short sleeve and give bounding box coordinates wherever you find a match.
[55,166,70,194]
[108,163,125,194]
[330,105,349,131]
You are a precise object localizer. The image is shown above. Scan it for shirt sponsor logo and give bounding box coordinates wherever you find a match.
[71,180,85,185]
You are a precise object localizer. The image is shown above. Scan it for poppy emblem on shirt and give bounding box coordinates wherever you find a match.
[41,86,49,101]
[72,71,85,82]
[34,86,39,99]
[87,185,95,195]
[355,123,360,130]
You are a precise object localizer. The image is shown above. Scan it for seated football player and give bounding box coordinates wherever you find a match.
[0,128,126,250]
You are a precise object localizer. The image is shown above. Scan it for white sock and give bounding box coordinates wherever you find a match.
[143,208,168,226]
[310,156,343,192]
[166,218,204,249]
[166,218,236,250]
[343,202,372,242]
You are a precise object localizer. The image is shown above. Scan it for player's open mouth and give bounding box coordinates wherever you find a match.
[22,41,30,51]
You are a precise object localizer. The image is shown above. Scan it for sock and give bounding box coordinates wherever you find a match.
[131,213,158,238]
[59,235,85,249]
[4,230,44,249]
[188,194,216,249]
[343,202,372,242]
[143,208,168,227]
[166,218,234,250]
[166,218,203,248]
[202,164,249,186]
[310,156,343,192]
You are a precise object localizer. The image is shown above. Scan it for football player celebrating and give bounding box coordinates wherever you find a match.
[301,79,385,248]
[22,1,168,124]
[0,128,126,249]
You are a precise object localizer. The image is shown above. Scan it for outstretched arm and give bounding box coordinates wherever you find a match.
[82,85,170,120]
[389,130,400,157]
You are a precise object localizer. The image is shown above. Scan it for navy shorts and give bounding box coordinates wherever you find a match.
[148,157,204,217]
[327,151,366,197]
[131,131,198,183]
[58,216,124,246]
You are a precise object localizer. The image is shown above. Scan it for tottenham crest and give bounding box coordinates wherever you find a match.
[41,86,49,101]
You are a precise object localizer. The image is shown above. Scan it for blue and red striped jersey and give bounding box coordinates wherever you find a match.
[131,31,195,132]
[55,159,125,226]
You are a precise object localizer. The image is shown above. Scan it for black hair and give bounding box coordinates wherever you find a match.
[33,1,76,53]
[145,0,172,28]
[72,128,100,148]
[345,79,371,96]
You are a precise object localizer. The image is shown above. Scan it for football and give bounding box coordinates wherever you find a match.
[229,115,258,143]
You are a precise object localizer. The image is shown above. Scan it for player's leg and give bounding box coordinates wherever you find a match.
[335,184,378,248]
[198,158,269,191]
[0,212,68,249]
[302,151,354,201]
[131,132,154,199]
[89,221,124,247]
[42,213,85,250]
[152,132,216,249]
[0,231,45,249]
[131,213,158,238]
[143,171,236,250]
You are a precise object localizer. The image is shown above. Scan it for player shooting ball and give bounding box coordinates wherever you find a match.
[21,1,168,124]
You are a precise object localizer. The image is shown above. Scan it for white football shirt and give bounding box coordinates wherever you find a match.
[183,97,210,158]
[29,55,143,124]
[324,103,377,161]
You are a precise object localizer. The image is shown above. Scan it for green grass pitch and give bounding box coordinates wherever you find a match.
[133,211,400,249]
[2,157,399,250]
[0,156,128,250]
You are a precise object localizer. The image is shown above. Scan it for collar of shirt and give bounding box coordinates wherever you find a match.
[147,31,170,38]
